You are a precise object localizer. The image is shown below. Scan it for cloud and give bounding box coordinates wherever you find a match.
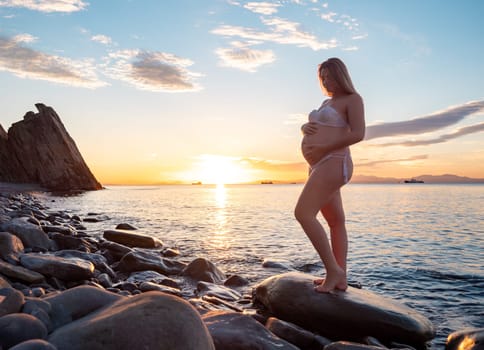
[12,33,37,43]
[103,50,202,92]
[0,0,88,13]
[91,34,112,45]
[0,35,106,88]
[212,18,338,51]
[215,46,275,72]
[357,155,428,167]
[378,122,484,147]
[244,1,280,15]
[365,100,484,140]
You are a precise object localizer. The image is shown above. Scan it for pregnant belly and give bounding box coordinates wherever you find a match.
[301,126,348,165]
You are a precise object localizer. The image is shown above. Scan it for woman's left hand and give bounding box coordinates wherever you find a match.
[304,143,328,164]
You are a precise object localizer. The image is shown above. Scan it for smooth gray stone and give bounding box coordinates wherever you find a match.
[1,217,53,250]
[49,291,215,350]
[0,260,45,284]
[182,257,226,283]
[20,253,95,281]
[115,223,137,230]
[118,249,186,275]
[0,231,24,264]
[0,288,25,317]
[10,339,58,350]
[138,281,181,297]
[43,285,123,330]
[254,272,435,346]
[197,281,241,301]
[0,313,48,349]
[203,310,299,349]
[224,275,249,288]
[266,317,332,349]
[103,229,162,248]
[446,328,484,350]
[53,250,115,277]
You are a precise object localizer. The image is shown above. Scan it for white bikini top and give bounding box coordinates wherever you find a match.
[308,103,348,128]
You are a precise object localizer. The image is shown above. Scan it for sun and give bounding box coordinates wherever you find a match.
[188,155,254,185]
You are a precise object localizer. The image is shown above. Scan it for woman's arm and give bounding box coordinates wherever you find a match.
[304,94,365,163]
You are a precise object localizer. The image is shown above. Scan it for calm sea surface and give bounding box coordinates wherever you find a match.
[42,184,483,348]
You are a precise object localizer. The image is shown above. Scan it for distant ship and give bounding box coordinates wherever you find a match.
[191,181,202,185]
[260,180,273,184]
[404,178,424,183]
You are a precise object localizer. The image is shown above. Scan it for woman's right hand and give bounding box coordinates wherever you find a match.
[301,122,318,135]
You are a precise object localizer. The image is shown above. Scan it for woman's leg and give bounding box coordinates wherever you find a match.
[314,190,348,290]
[294,159,346,292]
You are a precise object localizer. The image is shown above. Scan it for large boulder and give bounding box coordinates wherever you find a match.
[254,272,435,347]
[0,103,101,191]
[48,291,215,350]
[43,285,123,330]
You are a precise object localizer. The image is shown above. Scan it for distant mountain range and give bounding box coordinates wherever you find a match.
[351,174,484,184]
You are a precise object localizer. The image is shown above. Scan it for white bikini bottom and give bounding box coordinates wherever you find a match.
[309,150,351,184]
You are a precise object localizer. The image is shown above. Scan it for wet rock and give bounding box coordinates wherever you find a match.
[254,272,435,347]
[118,249,186,275]
[0,231,25,264]
[0,313,48,349]
[182,257,226,283]
[0,260,45,284]
[53,250,114,277]
[20,253,95,281]
[197,281,242,301]
[162,247,180,257]
[262,258,292,270]
[96,273,112,288]
[266,317,331,349]
[43,285,123,330]
[203,310,299,349]
[99,240,133,261]
[50,233,95,252]
[115,223,137,230]
[42,225,75,236]
[224,274,249,288]
[125,270,179,287]
[10,339,58,350]
[1,217,53,250]
[103,229,162,248]
[139,281,182,296]
[48,291,215,350]
[446,328,484,350]
[0,288,25,316]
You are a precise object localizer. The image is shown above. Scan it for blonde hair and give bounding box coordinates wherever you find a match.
[318,57,357,95]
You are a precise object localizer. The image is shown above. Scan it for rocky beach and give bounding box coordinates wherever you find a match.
[0,187,482,350]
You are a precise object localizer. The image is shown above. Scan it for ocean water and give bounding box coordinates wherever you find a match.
[42,184,484,348]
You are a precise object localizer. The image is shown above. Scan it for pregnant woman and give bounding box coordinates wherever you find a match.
[295,57,365,293]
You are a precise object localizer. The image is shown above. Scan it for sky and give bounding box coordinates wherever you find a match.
[0,0,483,185]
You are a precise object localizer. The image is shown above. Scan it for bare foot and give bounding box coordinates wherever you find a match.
[314,269,347,293]
[313,278,324,285]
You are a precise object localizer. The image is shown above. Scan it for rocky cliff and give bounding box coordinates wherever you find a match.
[0,104,102,191]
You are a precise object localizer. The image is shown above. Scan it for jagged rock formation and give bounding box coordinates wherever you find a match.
[0,104,101,191]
